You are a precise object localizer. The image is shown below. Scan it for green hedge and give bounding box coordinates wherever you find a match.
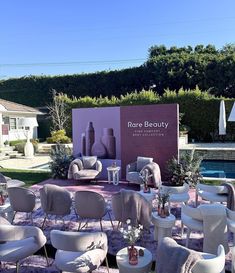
[61,88,235,142]
[0,44,234,107]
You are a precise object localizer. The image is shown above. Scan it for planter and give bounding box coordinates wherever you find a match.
[161,183,189,194]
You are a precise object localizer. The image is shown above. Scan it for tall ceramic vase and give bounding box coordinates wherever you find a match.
[85,122,95,156]
[81,133,86,156]
[101,128,116,159]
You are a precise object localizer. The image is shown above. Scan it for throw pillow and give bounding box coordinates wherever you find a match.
[136,156,153,172]
[82,156,97,169]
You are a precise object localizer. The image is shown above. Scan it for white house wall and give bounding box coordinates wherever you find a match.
[0,112,38,146]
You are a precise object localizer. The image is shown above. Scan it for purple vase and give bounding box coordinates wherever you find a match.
[101,128,116,159]
[81,133,86,155]
[91,141,107,158]
[85,122,95,156]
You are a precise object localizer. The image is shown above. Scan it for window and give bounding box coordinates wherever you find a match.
[9,118,17,130]
[2,116,9,125]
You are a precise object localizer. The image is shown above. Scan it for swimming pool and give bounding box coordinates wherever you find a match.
[200,160,235,179]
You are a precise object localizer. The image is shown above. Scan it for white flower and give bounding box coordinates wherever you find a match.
[119,221,143,245]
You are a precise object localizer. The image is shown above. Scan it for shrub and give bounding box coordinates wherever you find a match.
[9,139,27,146]
[46,130,71,144]
[166,150,203,187]
[14,139,38,155]
[49,144,73,179]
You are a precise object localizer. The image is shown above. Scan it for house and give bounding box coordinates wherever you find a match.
[0,98,42,147]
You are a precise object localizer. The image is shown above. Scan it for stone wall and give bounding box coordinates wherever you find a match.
[180,148,235,161]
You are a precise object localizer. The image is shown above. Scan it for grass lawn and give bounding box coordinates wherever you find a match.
[0,168,51,187]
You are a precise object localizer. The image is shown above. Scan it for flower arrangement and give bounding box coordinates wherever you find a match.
[139,169,152,193]
[119,219,143,245]
[157,189,170,206]
[167,150,203,187]
[157,189,170,217]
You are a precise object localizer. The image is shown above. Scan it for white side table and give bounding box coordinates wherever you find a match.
[138,189,156,203]
[116,246,152,273]
[107,166,120,185]
[0,200,13,221]
[151,212,176,242]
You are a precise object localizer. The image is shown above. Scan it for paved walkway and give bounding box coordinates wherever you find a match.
[0,154,51,170]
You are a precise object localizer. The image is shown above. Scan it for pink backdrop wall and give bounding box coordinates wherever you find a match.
[72,104,179,180]
[120,104,179,179]
[72,107,121,159]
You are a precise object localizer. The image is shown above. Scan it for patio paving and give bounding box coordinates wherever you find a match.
[0,154,51,170]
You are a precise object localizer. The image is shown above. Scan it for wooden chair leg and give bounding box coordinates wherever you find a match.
[181,222,184,237]
[44,245,50,266]
[107,211,114,230]
[186,228,191,248]
[30,212,34,225]
[100,219,103,232]
[195,192,199,207]
[16,261,20,273]
[41,215,47,229]
[105,256,110,273]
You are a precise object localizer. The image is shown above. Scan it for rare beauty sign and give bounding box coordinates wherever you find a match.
[120,104,179,179]
[127,120,169,137]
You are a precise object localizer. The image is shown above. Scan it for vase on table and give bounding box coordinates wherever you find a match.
[85,122,95,156]
[158,204,170,218]
[128,245,138,265]
[0,194,5,206]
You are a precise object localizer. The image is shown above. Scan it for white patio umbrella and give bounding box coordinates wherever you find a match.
[219,100,226,135]
[228,102,235,121]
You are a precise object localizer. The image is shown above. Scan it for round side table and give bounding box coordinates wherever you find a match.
[151,212,176,242]
[107,166,120,185]
[138,188,156,203]
[116,246,152,273]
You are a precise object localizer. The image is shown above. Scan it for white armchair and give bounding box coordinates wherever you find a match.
[50,230,109,273]
[226,208,235,273]
[68,156,102,181]
[181,204,203,247]
[195,183,228,206]
[156,237,225,273]
[7,186,36,224]
[181,204,229,255]
[0,216,48,273]
[126,156,161,187]
[192,245,225,273]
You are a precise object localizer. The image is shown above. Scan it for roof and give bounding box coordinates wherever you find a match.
[0,98,42,114]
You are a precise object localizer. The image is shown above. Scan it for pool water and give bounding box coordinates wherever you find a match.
[200,160,235,179]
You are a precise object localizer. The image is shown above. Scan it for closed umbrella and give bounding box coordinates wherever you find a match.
[219,100,226,135]
[228,102,235,121]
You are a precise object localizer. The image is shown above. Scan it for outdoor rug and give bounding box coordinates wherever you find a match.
[0,179,233,272]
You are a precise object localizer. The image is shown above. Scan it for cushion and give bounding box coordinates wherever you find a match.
[126,172,143,184]
[136,156,153,172]
[74,169,99,180]
[82,156,97,169]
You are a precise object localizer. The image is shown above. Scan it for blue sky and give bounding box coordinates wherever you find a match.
[0,0,235,79]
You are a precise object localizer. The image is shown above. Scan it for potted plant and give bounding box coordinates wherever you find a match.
[4,140,9,147]
[166,150,203,188]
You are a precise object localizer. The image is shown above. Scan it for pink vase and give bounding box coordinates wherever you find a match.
[81,133,86,155]
[128,245,138,265]
[101,128,116,159]
[85,122,95,156]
